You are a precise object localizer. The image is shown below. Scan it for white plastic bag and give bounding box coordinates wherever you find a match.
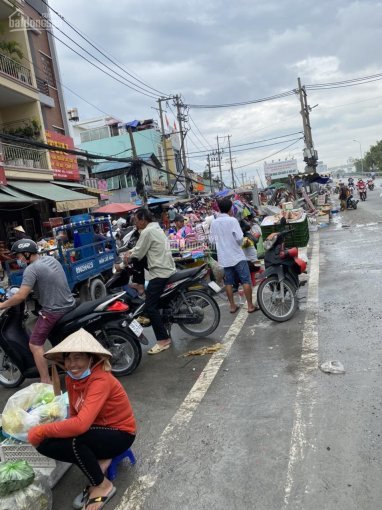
[2,383,67,442]
[0,475,52,510]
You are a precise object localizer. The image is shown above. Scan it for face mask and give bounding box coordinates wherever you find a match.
[66,367,91,380]
[17,259,27,269]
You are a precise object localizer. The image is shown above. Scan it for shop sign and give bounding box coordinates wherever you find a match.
[0,150,7,185]
[46,130,80,181]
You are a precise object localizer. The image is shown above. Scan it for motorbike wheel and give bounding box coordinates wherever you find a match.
[257,276,297,322]
[178,290,221,337]
[0,347,25,388]
[96,329,142,376]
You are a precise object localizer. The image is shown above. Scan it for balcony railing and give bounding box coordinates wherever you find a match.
[36,76,50,96]
[0,53,32,86]
[2,143,49,169]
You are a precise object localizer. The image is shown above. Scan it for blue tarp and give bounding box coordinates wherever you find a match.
[215,189,233,198]
[134,197,175,206]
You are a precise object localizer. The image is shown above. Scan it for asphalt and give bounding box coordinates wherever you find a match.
[1,181,381,510]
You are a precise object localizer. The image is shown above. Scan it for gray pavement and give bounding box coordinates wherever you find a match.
[1,182,382,509]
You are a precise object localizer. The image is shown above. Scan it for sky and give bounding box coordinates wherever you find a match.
[49,0,382,184]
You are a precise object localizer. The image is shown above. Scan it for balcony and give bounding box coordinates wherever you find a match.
[2,142,49,170]
[0,53,33,86]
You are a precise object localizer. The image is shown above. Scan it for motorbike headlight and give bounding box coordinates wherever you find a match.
[264,235,278,251]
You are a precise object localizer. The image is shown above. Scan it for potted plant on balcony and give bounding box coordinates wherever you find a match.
[0,24,24,62]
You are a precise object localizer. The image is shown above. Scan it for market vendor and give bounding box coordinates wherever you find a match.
[174,214,194,239]
[13,225,32,240]
[28,329,136,510]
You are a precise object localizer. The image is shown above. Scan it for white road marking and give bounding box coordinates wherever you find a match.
[114,307,250,510]
[283,233,320,507]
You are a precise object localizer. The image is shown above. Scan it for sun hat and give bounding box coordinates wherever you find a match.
[44,328,112,364]
[14,225,25,233]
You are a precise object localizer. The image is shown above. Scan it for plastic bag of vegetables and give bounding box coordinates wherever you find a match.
[0,461,35,497]
[2,383,67,442]
[0,475,52,510]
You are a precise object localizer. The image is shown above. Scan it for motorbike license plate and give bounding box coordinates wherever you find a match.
[129,319,143,337]
[208,281,221,293]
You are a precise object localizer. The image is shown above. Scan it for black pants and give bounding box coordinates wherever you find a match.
[37,427,135,486]
[145,277,170,341]
[132,256,147,285]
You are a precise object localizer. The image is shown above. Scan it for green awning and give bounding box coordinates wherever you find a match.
[52,181,87,189]
[8,181,98,212]
[0,185,41,203]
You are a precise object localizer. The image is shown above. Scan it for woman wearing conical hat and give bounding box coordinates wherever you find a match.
[28,329,136,510]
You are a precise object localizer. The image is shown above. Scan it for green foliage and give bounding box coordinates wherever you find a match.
[0,23,24,62]
[364,140,382,172]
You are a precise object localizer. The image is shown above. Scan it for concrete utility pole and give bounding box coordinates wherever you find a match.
[206,153,212,192]
[297,77,318,174]
[128,126,147,206]
[157,98,172,189]
[227,134,235,189]
[216,135,223,189]
[174,94,190,197]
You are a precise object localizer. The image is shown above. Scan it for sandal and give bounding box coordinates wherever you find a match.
[84,486,116,509]
[73,486,90,509]
[147,343,171,355]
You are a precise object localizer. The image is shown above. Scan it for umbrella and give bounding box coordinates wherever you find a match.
[267,182,288,190]
[93,202,138,214]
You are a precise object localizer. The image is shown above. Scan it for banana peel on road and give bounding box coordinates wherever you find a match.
[180,343,223,357]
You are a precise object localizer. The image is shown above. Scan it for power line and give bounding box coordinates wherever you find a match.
[233,137,304,170]
[39,0,169,97]
[187,89,296,109]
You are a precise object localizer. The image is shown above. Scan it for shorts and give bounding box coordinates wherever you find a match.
[29,310,67,347]
[223,260,252,286]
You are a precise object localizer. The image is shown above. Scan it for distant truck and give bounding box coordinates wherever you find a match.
[5,215,117,302]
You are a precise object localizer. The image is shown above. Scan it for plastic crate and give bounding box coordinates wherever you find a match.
[0,438,56,468]
[0,439,71,488]
[261,216,309,248]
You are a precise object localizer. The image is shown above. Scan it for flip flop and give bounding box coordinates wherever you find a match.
[147,343,171,355]
[230,306,239,314]
[247,306,260,314]
[84,486,116,510]
[73,486,90,509]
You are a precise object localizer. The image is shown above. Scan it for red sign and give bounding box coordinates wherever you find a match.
[45,130,80,181]
[0,151,7,185]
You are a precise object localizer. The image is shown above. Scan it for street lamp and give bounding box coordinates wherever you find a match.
[353,139,364,177]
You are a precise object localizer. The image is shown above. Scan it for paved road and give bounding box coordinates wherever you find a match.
[1,183,382,509]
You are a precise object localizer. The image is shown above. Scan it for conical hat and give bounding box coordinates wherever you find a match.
[45,328,112,363]
[14,225,25,233]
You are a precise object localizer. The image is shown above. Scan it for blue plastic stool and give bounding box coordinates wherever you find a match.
[107,448,136,481]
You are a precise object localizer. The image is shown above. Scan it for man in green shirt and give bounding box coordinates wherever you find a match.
[124,208,176,354]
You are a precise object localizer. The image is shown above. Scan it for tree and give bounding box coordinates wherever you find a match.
[0,23,24,62]
[364,140,382,173]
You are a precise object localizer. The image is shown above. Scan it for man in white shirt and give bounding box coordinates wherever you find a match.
[209,198,257,313]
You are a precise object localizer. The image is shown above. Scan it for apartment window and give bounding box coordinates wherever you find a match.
[40,54,56,87]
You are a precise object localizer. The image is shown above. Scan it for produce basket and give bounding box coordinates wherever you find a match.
[0,438,71,488]
[260,214,309,248]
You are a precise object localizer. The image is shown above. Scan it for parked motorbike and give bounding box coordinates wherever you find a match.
[367,180,375,191]
[347,194,359,209]
[257,225,307,322]
[0,289,148,388]
[106,263,221,338]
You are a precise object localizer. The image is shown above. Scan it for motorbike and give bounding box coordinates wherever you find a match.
[367,180,375,191]
[106,263,221,338]
[256,225,307,322]
[0,289,148,388]
[358,184,367,201]
[346,193,359,209]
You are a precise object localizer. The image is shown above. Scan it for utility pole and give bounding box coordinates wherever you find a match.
[227,134,235,189]
[216,135,223,189]
[297,77,318,174]
[128,126,147,206]
[157,98,172,190]
[206,153,212,192]
[174,94,190,197]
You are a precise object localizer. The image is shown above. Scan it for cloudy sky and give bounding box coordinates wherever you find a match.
[49,0,382,184]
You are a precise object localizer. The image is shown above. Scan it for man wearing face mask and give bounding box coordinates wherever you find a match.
[0,239,75,383]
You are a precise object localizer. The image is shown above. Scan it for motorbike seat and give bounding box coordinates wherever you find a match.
[167,265,206,284]
[56,295,115,325]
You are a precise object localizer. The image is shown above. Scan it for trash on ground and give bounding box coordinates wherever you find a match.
[180,343,223,357]
[319,360,345,374]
